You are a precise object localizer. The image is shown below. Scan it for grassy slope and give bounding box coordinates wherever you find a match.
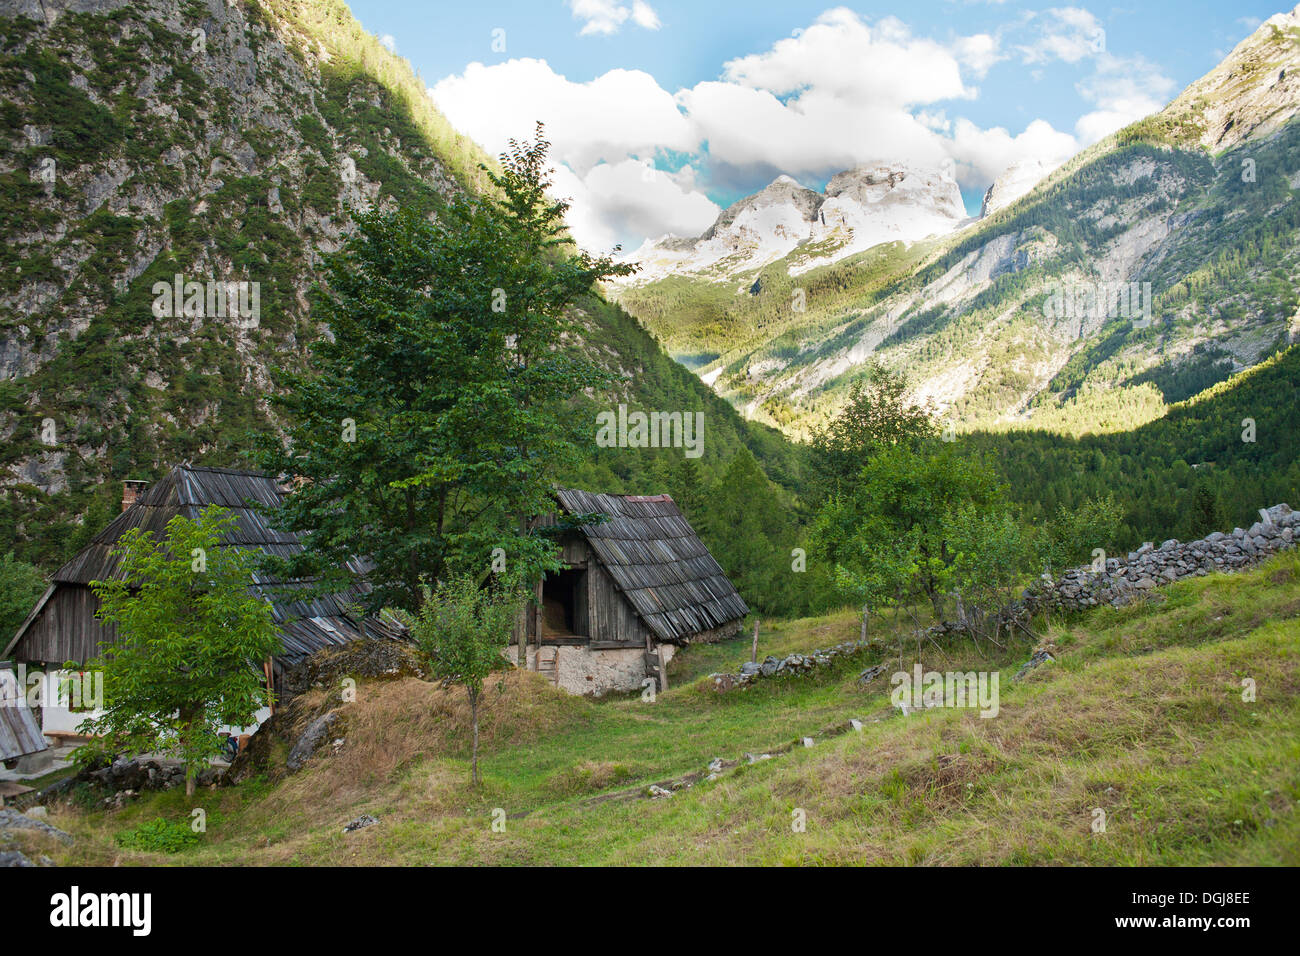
[22,553,1300,866]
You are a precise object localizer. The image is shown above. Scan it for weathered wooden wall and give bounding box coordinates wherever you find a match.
[12,586,117,665]
[585,560,651,648]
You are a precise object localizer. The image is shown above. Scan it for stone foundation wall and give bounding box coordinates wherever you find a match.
[508,645,657,697]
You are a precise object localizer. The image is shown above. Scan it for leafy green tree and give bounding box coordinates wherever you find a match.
[809,361,937,502]
[257,125,631,612]
[410,573,523,785]
[823,522,923,625]
[0,551,46,643]
[948,507,1035,640]
[84,507,279,797]
[812,444,1003,617]
[1036,494,1123,581]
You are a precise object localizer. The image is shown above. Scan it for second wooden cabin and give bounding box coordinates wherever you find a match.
[511,488,748,696]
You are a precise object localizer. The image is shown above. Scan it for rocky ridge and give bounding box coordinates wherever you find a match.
[621,162,969,285]
[980,158,1054,217]
[1154,3,1300,152]
[0,0,485,543]
[614,10,1300,440]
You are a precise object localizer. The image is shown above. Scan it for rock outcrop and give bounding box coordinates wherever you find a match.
[980,159,1053,217]
[227,637,425,783]
[1156,4,1300,152]
[0,806,73,844]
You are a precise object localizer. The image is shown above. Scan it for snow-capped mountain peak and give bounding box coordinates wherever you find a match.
[616,161,972,285]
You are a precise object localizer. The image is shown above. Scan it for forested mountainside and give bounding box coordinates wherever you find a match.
[0,0,803,571]
[966,345,1300,545]
[612,10,1300,442]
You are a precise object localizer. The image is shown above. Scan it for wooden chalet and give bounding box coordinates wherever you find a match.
[3,464,403,732]
[513,488,748,695]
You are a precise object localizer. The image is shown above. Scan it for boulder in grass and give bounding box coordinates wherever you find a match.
[343,813,379,833]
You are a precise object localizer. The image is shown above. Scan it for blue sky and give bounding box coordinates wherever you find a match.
[346,1,1284,251]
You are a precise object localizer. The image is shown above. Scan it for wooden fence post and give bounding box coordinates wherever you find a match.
[751,619,760,663]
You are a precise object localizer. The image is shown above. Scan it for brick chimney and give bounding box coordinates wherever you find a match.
[121,479,149,512]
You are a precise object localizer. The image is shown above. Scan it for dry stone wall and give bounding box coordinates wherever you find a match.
[707,504,1297,692]
[1033,503,1297,611]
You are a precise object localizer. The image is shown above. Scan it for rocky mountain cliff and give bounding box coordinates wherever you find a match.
[980,158,1053,217]
[1155,5,1300,152]
[0,0,796,565]
[0,0,485,554]
[614,8,1300,439]
[622,162,969,285]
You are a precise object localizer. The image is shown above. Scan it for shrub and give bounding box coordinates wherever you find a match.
[114,818,201,854]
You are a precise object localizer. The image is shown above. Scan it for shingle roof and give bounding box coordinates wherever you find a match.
[554,488,748,643]
[12,464,401,664]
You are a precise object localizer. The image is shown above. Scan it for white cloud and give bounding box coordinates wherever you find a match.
[948,117,1077,185]
[430,58,695,173]
[953,33,1004,78]
[631,0,661,30]
[676,8,998,190]
[379,34,397,53]
[568,0,661,36]
[720,10,973,108]
[678,81,951,189]
[1017,7,1106,65]
[552,160,719,253]
[428,8,1138,250]
[1074,53,1174,143]
[432,59,711,250]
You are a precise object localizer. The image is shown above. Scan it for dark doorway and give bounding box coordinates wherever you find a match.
[541,567,587,638]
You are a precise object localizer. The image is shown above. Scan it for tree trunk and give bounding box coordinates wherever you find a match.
[517,512,529,670]
[470,689,480,786]
[181,713,197,798]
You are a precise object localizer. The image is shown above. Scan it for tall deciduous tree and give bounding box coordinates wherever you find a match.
[812,444,1003,618]
[85,507,279,797]
[948,507,1035,640]
[809,361,937,503]
[257,125,632,612]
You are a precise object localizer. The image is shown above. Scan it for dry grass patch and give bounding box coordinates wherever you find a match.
[297,670,590,794]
